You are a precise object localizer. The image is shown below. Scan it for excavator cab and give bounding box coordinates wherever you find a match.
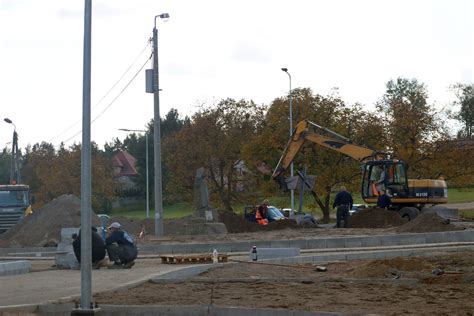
[362,160,409,199]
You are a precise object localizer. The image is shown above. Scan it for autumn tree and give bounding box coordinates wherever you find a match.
[376,78,446,177]
[0,148,11,184]
[243,88,384,223]
[22,142,117,211]
[163,99,266,210]
[375,78,474,188]
[450,83,474,139]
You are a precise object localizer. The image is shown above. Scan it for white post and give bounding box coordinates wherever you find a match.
[281,68,295,217]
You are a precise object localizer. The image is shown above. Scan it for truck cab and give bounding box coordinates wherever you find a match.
[0,184,32,233]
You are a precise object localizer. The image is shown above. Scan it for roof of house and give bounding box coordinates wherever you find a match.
[112,151,138,176]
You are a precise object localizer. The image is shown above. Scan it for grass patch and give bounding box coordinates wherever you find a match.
[110,201,193,220]
[110,187,474,220]
[447,187,474,203]
[460,209,474,219]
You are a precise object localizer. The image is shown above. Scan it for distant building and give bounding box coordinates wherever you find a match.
[111,151,139,193]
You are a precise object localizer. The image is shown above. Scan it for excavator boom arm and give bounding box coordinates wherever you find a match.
[272,120,380,179]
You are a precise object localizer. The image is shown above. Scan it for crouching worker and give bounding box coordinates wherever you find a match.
[72,226,106,269]
[255,199,269,225]
[105,222,138,269]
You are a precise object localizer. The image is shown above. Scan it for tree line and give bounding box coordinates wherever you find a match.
[0,78,473,217]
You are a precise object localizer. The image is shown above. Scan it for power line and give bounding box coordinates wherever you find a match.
[49,41,151,143]
[62,53,152,145]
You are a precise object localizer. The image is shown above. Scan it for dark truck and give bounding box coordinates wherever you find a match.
[0,184,32,233]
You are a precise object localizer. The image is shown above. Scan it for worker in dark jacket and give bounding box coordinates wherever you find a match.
[72,226,106,269]
[377,189,392,210]
[105,222,138,269]
[333,186,353,228]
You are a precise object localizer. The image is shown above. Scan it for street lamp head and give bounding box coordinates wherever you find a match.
[119,128,146,133]
[159,13,170,20]
[281,68,288,72]
[4,118,12,124]
[155,13,170,27]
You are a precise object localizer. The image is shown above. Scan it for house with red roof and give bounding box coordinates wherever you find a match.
[111,151,139,192]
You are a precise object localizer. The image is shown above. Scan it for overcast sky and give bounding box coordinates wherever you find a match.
[1,0,473,150]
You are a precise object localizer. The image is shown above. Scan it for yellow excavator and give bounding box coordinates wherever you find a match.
[272,120,448,220]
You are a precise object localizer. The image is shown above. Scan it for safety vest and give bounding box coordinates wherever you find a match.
[255,209,268,225]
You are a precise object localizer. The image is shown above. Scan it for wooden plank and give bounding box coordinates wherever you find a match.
[160,253,229,264]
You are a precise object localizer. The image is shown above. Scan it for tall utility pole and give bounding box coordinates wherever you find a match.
[152,13,169,236]
[78,0,93,313]
[281,68,295,217]
[3,118,20,184]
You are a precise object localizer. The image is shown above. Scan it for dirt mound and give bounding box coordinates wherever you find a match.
[217,210,300,233]
[349,207,405,228]
[350,256,434,278]
[108,216,146,236]
[395,213,464,233]
[0,195,101,247]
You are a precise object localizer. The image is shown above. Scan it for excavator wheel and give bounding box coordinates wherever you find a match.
[398,207,420,221]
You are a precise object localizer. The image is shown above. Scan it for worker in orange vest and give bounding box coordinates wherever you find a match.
[255,199,269,225]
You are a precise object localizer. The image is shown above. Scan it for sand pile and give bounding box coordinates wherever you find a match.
[395,213,464,233]
[218,210,300,233]
[1,194,100,247]
[349,207,405,228]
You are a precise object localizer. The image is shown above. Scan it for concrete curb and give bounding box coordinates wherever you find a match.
[151,263,222,281]
[51,264,222,306]
[257,244,474,264]
[137,229,474,255]
[3,229,473,258]
[0,303,343,316]
[0,260,31,276]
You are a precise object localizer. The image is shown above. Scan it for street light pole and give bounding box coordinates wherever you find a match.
[152,13,169,236]
[79,0,93,312]
[119,129,150,218]
[281,68,294,217]
[3,118,20,184]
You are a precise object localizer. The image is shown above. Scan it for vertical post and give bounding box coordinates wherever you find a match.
[298,166,306,214]
[288,74,294,217]
[153,20,164,236]
[281,68,294,217]
[14,131,20,184]
[80,0,92,311]
[145,132,149,218]
[9,132,15,183]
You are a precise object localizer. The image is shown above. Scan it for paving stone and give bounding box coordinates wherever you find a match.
[0,260,31,276]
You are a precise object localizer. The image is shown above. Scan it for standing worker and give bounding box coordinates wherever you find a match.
[333,186,353,228]
[255,199,269,225]
[377,189,392,210]
[105,222,138,269]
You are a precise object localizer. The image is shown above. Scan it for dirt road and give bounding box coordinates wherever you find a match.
[92,251,474,315]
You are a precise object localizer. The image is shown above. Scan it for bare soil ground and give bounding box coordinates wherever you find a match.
[2,196,473,314]
[0,195,469,247]
[92,251,474,315]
